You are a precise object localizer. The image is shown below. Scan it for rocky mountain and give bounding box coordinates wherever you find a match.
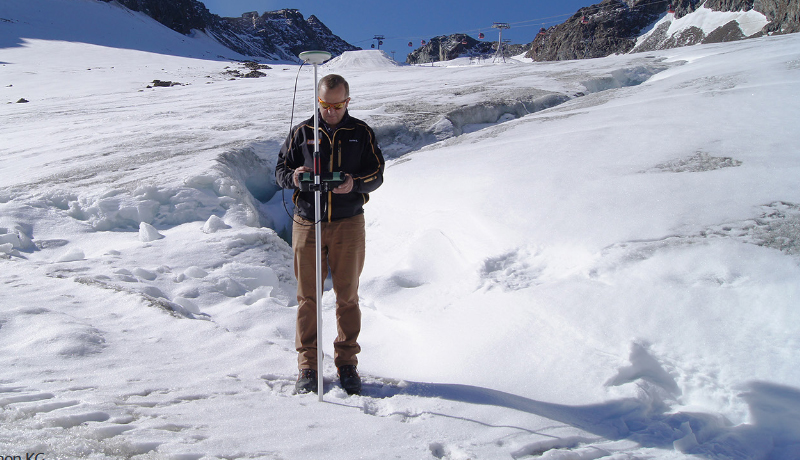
[100,0,796,63]
[527,0,799,61]
[98,0,214,35]
[98,0,359,61]
[405,0,798,64]
[750,0,800,34]
[406,34,529,65]
[527,0,677,61]
[207,9,359,61]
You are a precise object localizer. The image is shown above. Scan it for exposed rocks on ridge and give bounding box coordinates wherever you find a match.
[100,0,798,64]
[98,0,359,61]
[526,0,798,62]
[405,0,798,64]
[406,34,529,65]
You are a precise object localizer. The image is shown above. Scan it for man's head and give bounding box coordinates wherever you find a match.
[318,74,350,127]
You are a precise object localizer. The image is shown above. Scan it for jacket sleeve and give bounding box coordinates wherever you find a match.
[275,127,300,190]
[352,124,385,194]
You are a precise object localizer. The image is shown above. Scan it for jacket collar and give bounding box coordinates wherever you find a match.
[317,110,351,133]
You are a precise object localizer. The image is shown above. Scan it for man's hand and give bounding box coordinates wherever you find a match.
[293,166,312,188]
[333,174,354,194]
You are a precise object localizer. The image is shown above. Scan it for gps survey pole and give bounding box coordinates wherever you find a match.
[299,50,332,402]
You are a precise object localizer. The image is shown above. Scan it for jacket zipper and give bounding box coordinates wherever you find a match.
[328,130,335,222]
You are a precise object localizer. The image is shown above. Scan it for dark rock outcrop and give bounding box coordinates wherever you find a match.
[698,0,799,33]
[703,20,748,42]
[149,80,182,87]
[756,0,800,34]
[99,0,359,61]
[407,34,490,64]
[527,0,700,61]
[703,0,755,10]
[406,34,529,65]
[210,9,358,61]
[526,0,798,61]
[101,0,216,35]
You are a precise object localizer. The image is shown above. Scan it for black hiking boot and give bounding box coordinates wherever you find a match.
[338,365,361,395]
[295,369,318,394]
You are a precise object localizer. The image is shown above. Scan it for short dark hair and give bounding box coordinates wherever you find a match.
[319,74,349,98]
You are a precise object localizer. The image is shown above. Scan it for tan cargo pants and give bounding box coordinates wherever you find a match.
[293,214,365,370]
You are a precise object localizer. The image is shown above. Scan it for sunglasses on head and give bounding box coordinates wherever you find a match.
[318,97,348,110]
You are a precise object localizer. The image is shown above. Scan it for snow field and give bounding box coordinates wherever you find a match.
[2,0,800,458]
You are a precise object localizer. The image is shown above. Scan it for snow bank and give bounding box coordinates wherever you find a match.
[323,50,400,71]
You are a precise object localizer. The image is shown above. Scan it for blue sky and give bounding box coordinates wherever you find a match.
[201,0,596,59]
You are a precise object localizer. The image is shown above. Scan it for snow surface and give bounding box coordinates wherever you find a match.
[324,50,400,72]
[2,0,800,459]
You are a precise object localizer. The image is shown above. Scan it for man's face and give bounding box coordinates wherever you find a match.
[318,84,349,127]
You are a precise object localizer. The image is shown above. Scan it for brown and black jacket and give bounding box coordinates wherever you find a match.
[276,111,385,222]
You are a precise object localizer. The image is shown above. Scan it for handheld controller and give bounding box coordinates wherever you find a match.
[299,171,345,192]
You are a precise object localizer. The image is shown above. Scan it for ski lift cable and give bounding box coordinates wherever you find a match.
[348,11,571,44]
[351,0,690,47]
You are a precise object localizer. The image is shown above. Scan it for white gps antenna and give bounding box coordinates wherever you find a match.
[298,50,331,402]
[299,50,332,66]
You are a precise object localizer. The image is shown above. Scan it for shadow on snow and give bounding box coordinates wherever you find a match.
[353,379,800,459]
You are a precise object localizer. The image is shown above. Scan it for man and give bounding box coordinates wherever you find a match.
[275,74,385,395]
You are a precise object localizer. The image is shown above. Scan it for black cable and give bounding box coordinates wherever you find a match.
[281,61,318,228]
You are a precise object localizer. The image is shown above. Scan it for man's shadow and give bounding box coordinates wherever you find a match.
[358,379,800,459]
